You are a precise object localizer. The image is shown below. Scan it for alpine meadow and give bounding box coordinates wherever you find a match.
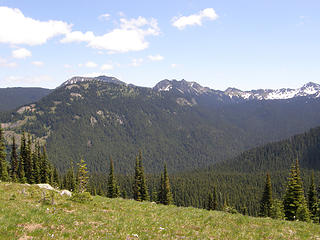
[1,1,320,239]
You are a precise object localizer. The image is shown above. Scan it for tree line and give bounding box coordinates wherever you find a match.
[1,125,320,223]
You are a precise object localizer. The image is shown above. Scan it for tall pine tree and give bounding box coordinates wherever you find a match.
[0,125,9,181]
[259,173,273,217]
[307,172,318,222]
[18,133,27,183]
[283,160,310,221]
[133,151,149,201]
[10,136,18,182]
[107,157,119,198]
[158,163,173,205]
[24,134,33,183]
[207,187,218,210]
[133,155,142,201]
[77,158,89,193]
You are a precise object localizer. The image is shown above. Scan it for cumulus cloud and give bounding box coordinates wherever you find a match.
[172,8,218,30]
[101,64,113,70]
[0,57,17,67]
[99,13,110,21]
[0,6,71,45]
[3,75,53,87]
[85,61,98,68]
[12,48,32,59]
[61,16,160,53]
[32,61,44,67]
[148,54,164,61]
[130,58,143,67]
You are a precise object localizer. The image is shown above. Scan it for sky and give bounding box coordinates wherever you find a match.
[0,0,319,90]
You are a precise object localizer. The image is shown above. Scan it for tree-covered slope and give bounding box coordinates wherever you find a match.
[0,87,52,111]
[2,80,320,174]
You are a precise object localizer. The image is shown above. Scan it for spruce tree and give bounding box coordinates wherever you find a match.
[207,187,218,210]
[24,134,33,183]
[32,142,41,184]
[0,125,9,181]
[40,147,50,183]
[259,173,273,217]
[107,157,119,198]
[18,133,27,183]
[10,136,18,182]
[77,158,89,193]
[133,155,142,201]
[162,163,173,205]
[157,173,164,204]
[139,151,149,201]
[307,172,318,222]
[283,160,310,221]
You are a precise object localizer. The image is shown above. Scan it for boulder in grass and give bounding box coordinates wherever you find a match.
[37,184,55,191]
[60,190,72,197]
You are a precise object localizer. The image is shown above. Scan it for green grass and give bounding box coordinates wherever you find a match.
[0,182,319,239]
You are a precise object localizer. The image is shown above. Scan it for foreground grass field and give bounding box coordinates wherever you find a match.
[0,182,319,239]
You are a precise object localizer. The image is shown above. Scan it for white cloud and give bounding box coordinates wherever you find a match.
[99,13,110,21]
[0,6,71,45]
[171,63,178,68]
[85,61,98,68]
[101,64,113,70]
[172,8,218,30]
[0,57,17,67]
[61,16,160,53]
[64,64,72,68]
[148,54,164,61]
[12,48,32,59]
[81,72,110,78]
[61,31,95,43]
[130,58,143,67]
[32,61,44,67]
[3,75,53,87]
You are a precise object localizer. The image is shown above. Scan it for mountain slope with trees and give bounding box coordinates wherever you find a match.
[0,87,52,111]
[1,79,320,174]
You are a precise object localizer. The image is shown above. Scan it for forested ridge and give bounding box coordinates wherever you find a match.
[2,81,320,174]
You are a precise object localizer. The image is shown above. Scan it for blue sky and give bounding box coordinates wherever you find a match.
[0,0,319,90]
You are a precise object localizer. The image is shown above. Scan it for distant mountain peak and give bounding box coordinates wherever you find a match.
[153,79,211,95]
[154,79,320,100]
[60,75,125,87]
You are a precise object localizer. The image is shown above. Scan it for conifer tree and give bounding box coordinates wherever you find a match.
[157,173,164,203]
[77,158,89,193]
[65,161,76,191]
[283,160,310,221]
[259,173,273,217]
[40,147,50,183]
[18,133,27,183]
[53,167,60,187]
[24,134,33,183]
[162,163,173,205]
[207,187,218,210]
[307,172,318,222]
[32,142,41,184]
[133,155,142,201]
[107,157,119,198]
[10,136,18,182]
[138,151,149,201]
[0,125,9,181]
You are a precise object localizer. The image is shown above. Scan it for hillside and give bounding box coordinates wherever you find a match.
[0,87,52,111]
[2,78,320,173]
[0,182,319,240]
[166,126,320,215]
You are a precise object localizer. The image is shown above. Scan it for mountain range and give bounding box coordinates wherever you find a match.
[1,76,320,174]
